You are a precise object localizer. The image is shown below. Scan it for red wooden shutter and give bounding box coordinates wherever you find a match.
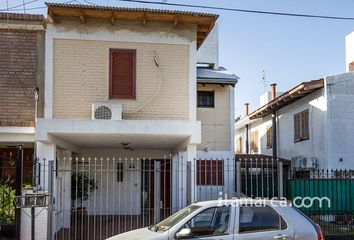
[109,49,136,98]
[197,160,224,186]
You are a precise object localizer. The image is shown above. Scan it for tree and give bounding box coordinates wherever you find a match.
[71,173,97,208]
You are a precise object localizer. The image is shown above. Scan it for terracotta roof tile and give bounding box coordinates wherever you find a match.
[45,2,218,17]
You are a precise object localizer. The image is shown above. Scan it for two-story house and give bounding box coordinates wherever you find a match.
[0,12,45,189]
[34,3,238,239]
[235,72,354,170]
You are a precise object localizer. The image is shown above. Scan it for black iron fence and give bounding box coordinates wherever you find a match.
[286,169,354,240]
[236,155,354,239]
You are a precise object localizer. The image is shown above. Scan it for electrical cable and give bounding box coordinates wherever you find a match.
[2,0,354,21]
[126,50,163,116]
[115,0,354,21]
[0,0,39,11]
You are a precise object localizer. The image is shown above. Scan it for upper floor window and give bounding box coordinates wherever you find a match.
[109,49,136,99]
[236,136,243,154]
[294,110,309,142]
[250,130,259,153]
[266,126,272,149]
[197,91,214,108]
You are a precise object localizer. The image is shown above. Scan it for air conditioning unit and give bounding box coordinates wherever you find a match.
[92,103,122,120]
[291,156,316,169]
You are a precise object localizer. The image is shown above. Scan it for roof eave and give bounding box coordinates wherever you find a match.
[45,2,218,49]
[197,78,238,87]
[248,79,324,119]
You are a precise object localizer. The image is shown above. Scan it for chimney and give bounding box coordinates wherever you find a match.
[244,103,249,116]
[270,83,277,100]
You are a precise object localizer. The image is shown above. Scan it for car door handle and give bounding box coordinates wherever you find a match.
[274,234,288,239]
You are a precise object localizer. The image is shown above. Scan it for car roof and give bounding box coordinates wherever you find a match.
[192,198,289,208]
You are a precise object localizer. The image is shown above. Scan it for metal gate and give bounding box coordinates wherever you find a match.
[52,156,177,240]
[235,154,290,199]
[49,156,236,240]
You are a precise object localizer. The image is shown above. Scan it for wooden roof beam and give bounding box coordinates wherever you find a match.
[142,13,147,26]
[47,9,55,23]
[110,11,115,25]
[174,16,178,27]
[79,11,86,23]
[198,25,210,32]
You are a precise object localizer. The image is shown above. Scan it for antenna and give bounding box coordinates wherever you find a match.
[260,70,268,91]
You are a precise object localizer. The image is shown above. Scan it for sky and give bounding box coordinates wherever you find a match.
[1,0,354,117]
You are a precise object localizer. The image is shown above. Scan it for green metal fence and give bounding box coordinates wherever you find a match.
[286,169,354,239]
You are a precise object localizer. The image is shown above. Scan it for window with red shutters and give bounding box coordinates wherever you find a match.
[109,49,136,99]
[197,160,224,186]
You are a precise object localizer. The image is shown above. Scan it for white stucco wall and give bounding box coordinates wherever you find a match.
[236,73,354,170]
[325,72,354,169]
[196,23,219,68]
[276,89,327,167]
[236,89,327,168]
[345,31,354,72]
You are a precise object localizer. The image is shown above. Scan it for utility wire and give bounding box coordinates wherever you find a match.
[0,0,78,12]
[116,0,354,21]
[0,0,39,11]
[2,0,354,21]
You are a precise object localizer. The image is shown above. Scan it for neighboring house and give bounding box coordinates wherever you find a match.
[346,31,354,72]
[0,13,45,185]
[34,3,238,238]
[196,23,238,195]
[235,72,354,170]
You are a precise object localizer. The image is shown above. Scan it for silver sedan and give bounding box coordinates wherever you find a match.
[107,199,323,240]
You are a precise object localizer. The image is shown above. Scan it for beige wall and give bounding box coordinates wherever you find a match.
[197,84,231,151]
[53,39,190,120]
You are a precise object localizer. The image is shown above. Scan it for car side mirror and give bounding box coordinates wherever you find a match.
[176,228,191,239]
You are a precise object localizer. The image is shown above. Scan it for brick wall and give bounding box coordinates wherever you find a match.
[0,29,42,127]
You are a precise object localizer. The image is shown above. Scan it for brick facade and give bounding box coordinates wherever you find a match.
[53,38,190,120]
[0,14,44,127]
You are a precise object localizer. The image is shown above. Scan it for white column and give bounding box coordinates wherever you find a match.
[29,142,56,240]
[44,27,54,119]
[189,40,197,121]
[186,144,197,204]
[36,142,56,192]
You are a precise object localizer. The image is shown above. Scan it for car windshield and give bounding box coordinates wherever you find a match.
[149,204,202,232]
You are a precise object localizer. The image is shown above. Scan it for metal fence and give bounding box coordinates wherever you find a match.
[48,156,236,240]
[286,169,354,240]
[37,155,354,240]
[236,155,354,239]
[235,155,291,199]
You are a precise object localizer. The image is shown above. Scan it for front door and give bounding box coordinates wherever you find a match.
[141,159,171,222]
